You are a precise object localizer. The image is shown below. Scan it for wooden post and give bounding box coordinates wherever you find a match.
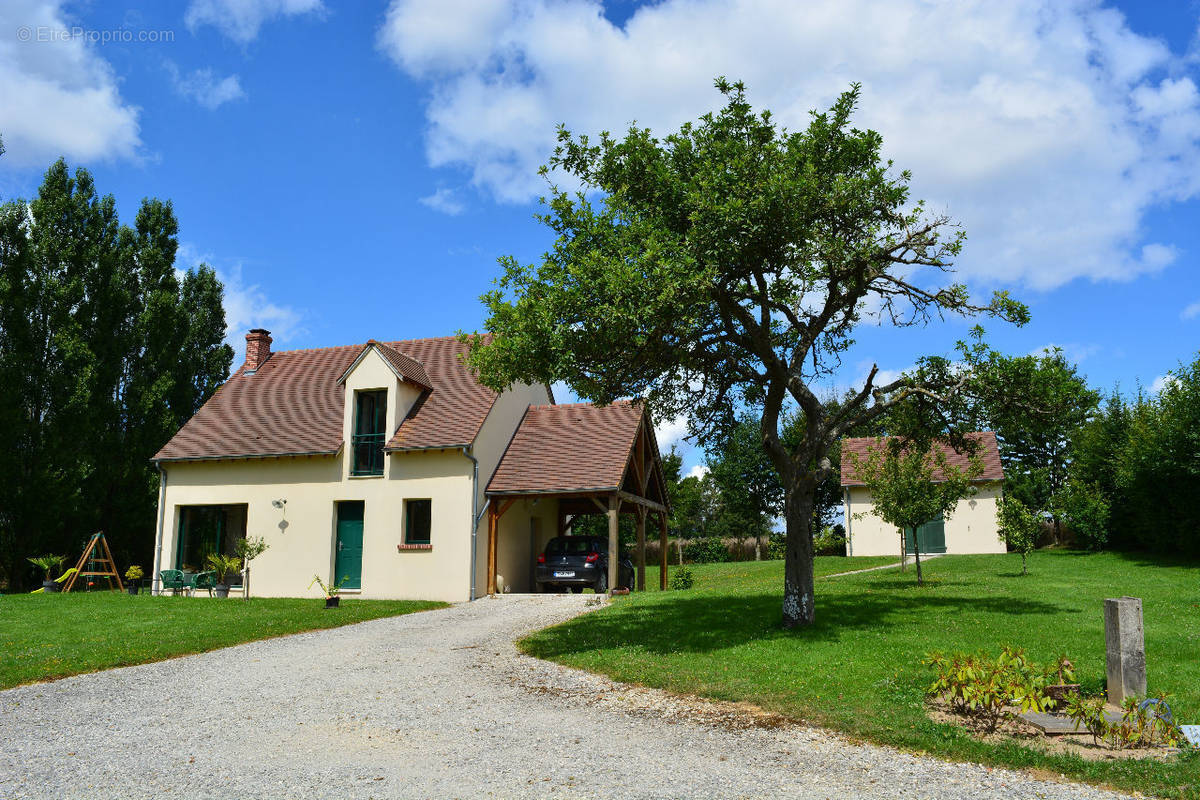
[487,506,498,597]
[659,511,668,590]
[607,494,620,592]
[635,506,646,592]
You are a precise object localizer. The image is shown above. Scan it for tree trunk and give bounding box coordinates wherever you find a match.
[1021,552,1027,576]
[781,490,817,628]
[913,539,924,586]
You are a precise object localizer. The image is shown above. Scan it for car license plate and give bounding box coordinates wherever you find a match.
[553,571,575,578]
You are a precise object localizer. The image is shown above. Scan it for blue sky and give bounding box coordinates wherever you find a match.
[1,0,1199,475]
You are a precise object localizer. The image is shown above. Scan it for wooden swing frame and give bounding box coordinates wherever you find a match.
[62,532,125,592]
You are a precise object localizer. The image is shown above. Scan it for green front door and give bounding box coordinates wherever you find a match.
[904,516,947,555]
[335,501,364,590]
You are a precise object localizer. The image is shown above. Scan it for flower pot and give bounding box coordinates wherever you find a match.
[213,584,230,598]
[41,580,59,593]
[127,585,139,595]
[1046,683,1081,703]
[325,596,340,609]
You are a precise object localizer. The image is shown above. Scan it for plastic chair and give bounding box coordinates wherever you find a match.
[190,571,217,597]
[159,569,187,595]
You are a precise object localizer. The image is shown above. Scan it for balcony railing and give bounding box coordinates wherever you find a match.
[351,432,385,476]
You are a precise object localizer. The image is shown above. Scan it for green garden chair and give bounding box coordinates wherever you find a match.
[190,571,217,597]
[159,569,187,595]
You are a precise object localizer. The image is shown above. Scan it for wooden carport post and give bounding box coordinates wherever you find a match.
[487,504,498,597]
[635,506,647,591]
[658,511,668,590]
[486,498,517,596]
[607,494,621,593]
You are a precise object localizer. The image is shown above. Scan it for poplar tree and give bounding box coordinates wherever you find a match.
[0,157,233,587]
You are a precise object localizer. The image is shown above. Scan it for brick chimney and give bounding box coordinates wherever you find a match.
[244,329,272,372]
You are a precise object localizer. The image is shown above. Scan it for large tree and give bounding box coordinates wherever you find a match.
[963,341,1098,538]
[465,80,1027,626]
[0,158,233,588]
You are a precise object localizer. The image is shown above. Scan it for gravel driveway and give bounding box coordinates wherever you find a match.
[1,595,1132,799]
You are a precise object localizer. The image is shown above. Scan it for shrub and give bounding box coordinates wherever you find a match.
[924,647,1055,731]
[124,565,144,582]
[1052,479,1110,550]
[1064,691,1185,749]
[767,534,786,560]
[683,536,730,564]
[669,565,696,590]
[813,525,846,556]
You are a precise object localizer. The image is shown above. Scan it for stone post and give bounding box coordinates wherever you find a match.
[1104,596,1146,705]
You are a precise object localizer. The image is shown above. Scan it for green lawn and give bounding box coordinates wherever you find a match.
[645,555,899,591]
[522,551,1200,798]
[0,592,446,690]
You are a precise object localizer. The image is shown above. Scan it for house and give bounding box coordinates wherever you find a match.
[151,329,669,602]
[839,432,1006,557]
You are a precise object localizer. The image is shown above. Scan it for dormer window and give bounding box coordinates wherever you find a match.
[351,389,386,476]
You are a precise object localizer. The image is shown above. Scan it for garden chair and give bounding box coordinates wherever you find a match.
[189,570,217,597]
[159,569,187,595]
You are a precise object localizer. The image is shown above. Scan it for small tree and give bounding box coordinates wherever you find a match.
[850,441,981,585]
[997,495,1039,575]
[235,536,270,600]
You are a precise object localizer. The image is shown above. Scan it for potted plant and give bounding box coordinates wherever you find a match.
[205,553,243,598]
[28,554,67,593]
[308,574,350,608]
[1045,655,1080,704]
[124,565,144,595]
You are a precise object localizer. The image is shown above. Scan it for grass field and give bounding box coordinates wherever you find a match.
[522,551,1200,798]
[0,592,446,690]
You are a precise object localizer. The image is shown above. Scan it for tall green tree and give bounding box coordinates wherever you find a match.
[706,416,782,554]
[0,158,232,588]
[465,80,1026,626]
[965,342,1098,537]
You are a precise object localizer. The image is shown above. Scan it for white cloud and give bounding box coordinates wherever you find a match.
[379,0,1200,290]
[686,464,710,480]
[0,0,141,167]
[1151,374,1178,394]
[655,414,689,449]
[177,244,305,362]
[1182,300,1200,320]
[168,63,246,109]
[185,0,324,43]
[419,186,466,215]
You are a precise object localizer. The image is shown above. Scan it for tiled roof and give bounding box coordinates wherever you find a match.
[840,432,1005,487]
[153,336,498,462]
[370,341,432,391]
[487,401,645,494]
[385,337,498,452]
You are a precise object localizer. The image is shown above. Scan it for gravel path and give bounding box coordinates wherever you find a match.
[1,595,1133,799]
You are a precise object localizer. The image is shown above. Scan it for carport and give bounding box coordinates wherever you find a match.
[484,400,670,595]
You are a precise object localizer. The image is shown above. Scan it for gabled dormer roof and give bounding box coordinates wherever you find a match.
[153,336,498,462]
[337,340,433,391]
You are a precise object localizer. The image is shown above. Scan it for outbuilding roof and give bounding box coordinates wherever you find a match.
[839,431,1005,487]
[486,400,647,494]
[153,336,499,462]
